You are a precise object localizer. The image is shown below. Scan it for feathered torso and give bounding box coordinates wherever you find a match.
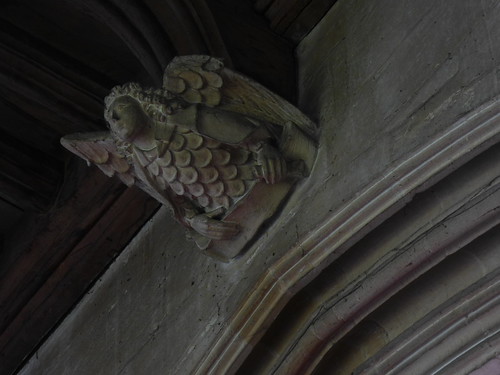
[123,126,257,214]
[60,54,318,257]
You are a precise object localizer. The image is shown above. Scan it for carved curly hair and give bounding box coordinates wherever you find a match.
[103,82,176,126]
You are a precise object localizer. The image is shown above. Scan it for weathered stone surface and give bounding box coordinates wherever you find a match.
[19,0,500,374]
[291,0,500,247]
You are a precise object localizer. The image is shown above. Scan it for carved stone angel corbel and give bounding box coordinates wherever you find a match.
[61,55,317,261]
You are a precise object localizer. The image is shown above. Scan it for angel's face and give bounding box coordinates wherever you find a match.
[108,96,150,142]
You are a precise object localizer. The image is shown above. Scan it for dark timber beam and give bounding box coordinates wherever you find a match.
[0,164,159,375]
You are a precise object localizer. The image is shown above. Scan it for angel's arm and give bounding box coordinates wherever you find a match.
[168,191,240,240]
[166,191,240,241]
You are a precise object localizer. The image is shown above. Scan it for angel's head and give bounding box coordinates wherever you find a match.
[106,95,152,142]
[104,83,177,147]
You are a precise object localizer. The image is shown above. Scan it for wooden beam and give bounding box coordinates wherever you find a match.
[0,164,159,375]
[0,129,62,211]
[206,0,297,102]
[253,0,339,43]
[0,98,64,160]
[282,0,339,43]
[0,166,121,333]
[0,20,111,135]
[0,19,112,97]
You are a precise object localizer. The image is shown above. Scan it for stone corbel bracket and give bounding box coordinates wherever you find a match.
[62,55,318,261]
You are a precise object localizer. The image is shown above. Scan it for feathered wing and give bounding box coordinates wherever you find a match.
[61,132,192,226]
[60,131,136,187]
[162,55,318,138]
[163,55,224,108]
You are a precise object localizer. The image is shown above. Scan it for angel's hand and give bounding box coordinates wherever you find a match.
[255,143,287,184]
[188,214,240,240]
[164,99,187,115]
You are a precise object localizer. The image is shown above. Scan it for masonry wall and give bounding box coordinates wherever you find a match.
[20,0,500,373]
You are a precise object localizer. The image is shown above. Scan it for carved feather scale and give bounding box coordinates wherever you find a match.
[61,55,318,259]
[61,132,136,187]
[163,55,317,137]
[61,127,258,216]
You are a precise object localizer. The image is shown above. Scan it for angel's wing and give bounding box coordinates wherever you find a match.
[163,55,223,107]
[163,55,317,138]
[60,131,136,187]
[61,131,193,225]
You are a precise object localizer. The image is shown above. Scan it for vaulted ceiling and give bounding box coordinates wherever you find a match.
[0,1,337,373]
